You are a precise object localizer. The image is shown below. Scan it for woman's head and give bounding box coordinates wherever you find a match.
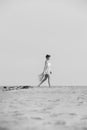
[45,54,51,60]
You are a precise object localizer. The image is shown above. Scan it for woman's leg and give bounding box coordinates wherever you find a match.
[48,75,51,87]
[38,74,48,87]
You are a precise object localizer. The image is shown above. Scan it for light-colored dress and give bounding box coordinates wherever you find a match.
[39,61,51,81]
[44,62,51,75]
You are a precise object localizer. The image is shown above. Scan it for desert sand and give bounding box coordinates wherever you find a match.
[0,86,87,130]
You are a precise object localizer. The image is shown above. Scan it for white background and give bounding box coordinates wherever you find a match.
[0,0,87,86]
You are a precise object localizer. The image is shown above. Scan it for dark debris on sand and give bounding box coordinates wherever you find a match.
[2,85,33,91]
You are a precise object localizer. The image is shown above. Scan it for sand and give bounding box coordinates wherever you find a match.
[0,86,87,130]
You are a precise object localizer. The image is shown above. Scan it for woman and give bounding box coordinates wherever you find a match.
[38,54,52,87]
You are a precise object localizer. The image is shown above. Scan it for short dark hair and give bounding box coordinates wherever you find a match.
[46,54,51,59]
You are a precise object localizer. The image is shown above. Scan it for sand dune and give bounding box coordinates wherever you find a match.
[0,86,87,130]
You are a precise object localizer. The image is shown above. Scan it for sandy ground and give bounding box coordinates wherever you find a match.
[0,86,87,130]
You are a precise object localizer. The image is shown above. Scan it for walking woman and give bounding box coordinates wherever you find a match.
[38,54,52,87]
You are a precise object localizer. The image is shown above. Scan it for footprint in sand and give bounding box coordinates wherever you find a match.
[50,113,77,118]
[43,119,66,127]
[31,117,43,121]
[54,120,66,126]
[69,113,77,116]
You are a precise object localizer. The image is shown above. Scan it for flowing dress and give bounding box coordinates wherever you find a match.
[39,61,51,81]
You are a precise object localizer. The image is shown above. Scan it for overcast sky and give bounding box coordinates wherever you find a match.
[0,0,87,86]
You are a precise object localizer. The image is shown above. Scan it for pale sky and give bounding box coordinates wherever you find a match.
[0,0,87,86]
